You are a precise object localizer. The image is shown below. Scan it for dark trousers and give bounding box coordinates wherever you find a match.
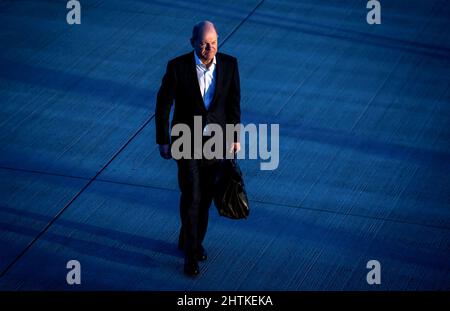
[176,159,220,258]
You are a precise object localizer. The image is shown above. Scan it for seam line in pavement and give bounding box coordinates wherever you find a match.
[220,0,265,45]
[2,163,449,233]
[0,115,154,278]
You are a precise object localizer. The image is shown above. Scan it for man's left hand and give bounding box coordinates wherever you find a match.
[229,142,241,154]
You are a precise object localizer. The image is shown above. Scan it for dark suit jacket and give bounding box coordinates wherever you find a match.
[155,51,241,155]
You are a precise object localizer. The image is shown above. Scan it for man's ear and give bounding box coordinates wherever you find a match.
[190,38,195,48]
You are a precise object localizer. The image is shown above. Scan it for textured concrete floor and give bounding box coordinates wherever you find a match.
[0,0,449,290]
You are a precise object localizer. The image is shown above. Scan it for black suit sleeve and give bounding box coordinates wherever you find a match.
[155,61,177,145]
[227,58,241,142]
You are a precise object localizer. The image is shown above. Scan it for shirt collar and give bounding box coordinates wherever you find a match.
[194,51,216,70]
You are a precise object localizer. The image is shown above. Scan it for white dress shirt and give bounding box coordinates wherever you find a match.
[194,52,216,110]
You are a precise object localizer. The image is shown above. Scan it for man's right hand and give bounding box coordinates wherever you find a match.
[159,144,172,159]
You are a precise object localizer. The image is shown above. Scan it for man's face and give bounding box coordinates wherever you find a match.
[193,27,218,65]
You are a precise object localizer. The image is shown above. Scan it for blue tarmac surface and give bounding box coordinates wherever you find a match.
[0,0,449,290]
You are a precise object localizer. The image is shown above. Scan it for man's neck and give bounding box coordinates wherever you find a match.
[195,52,214,69]
[202,59,213,68]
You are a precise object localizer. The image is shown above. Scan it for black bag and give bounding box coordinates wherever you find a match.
[214,159,249,219]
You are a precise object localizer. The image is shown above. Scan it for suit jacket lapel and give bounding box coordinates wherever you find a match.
[188,51,207,112]
[208,54,222,112]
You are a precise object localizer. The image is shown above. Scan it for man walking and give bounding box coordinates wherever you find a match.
[155,21,241,276]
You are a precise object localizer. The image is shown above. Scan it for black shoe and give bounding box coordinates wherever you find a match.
[184,258,199,276]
